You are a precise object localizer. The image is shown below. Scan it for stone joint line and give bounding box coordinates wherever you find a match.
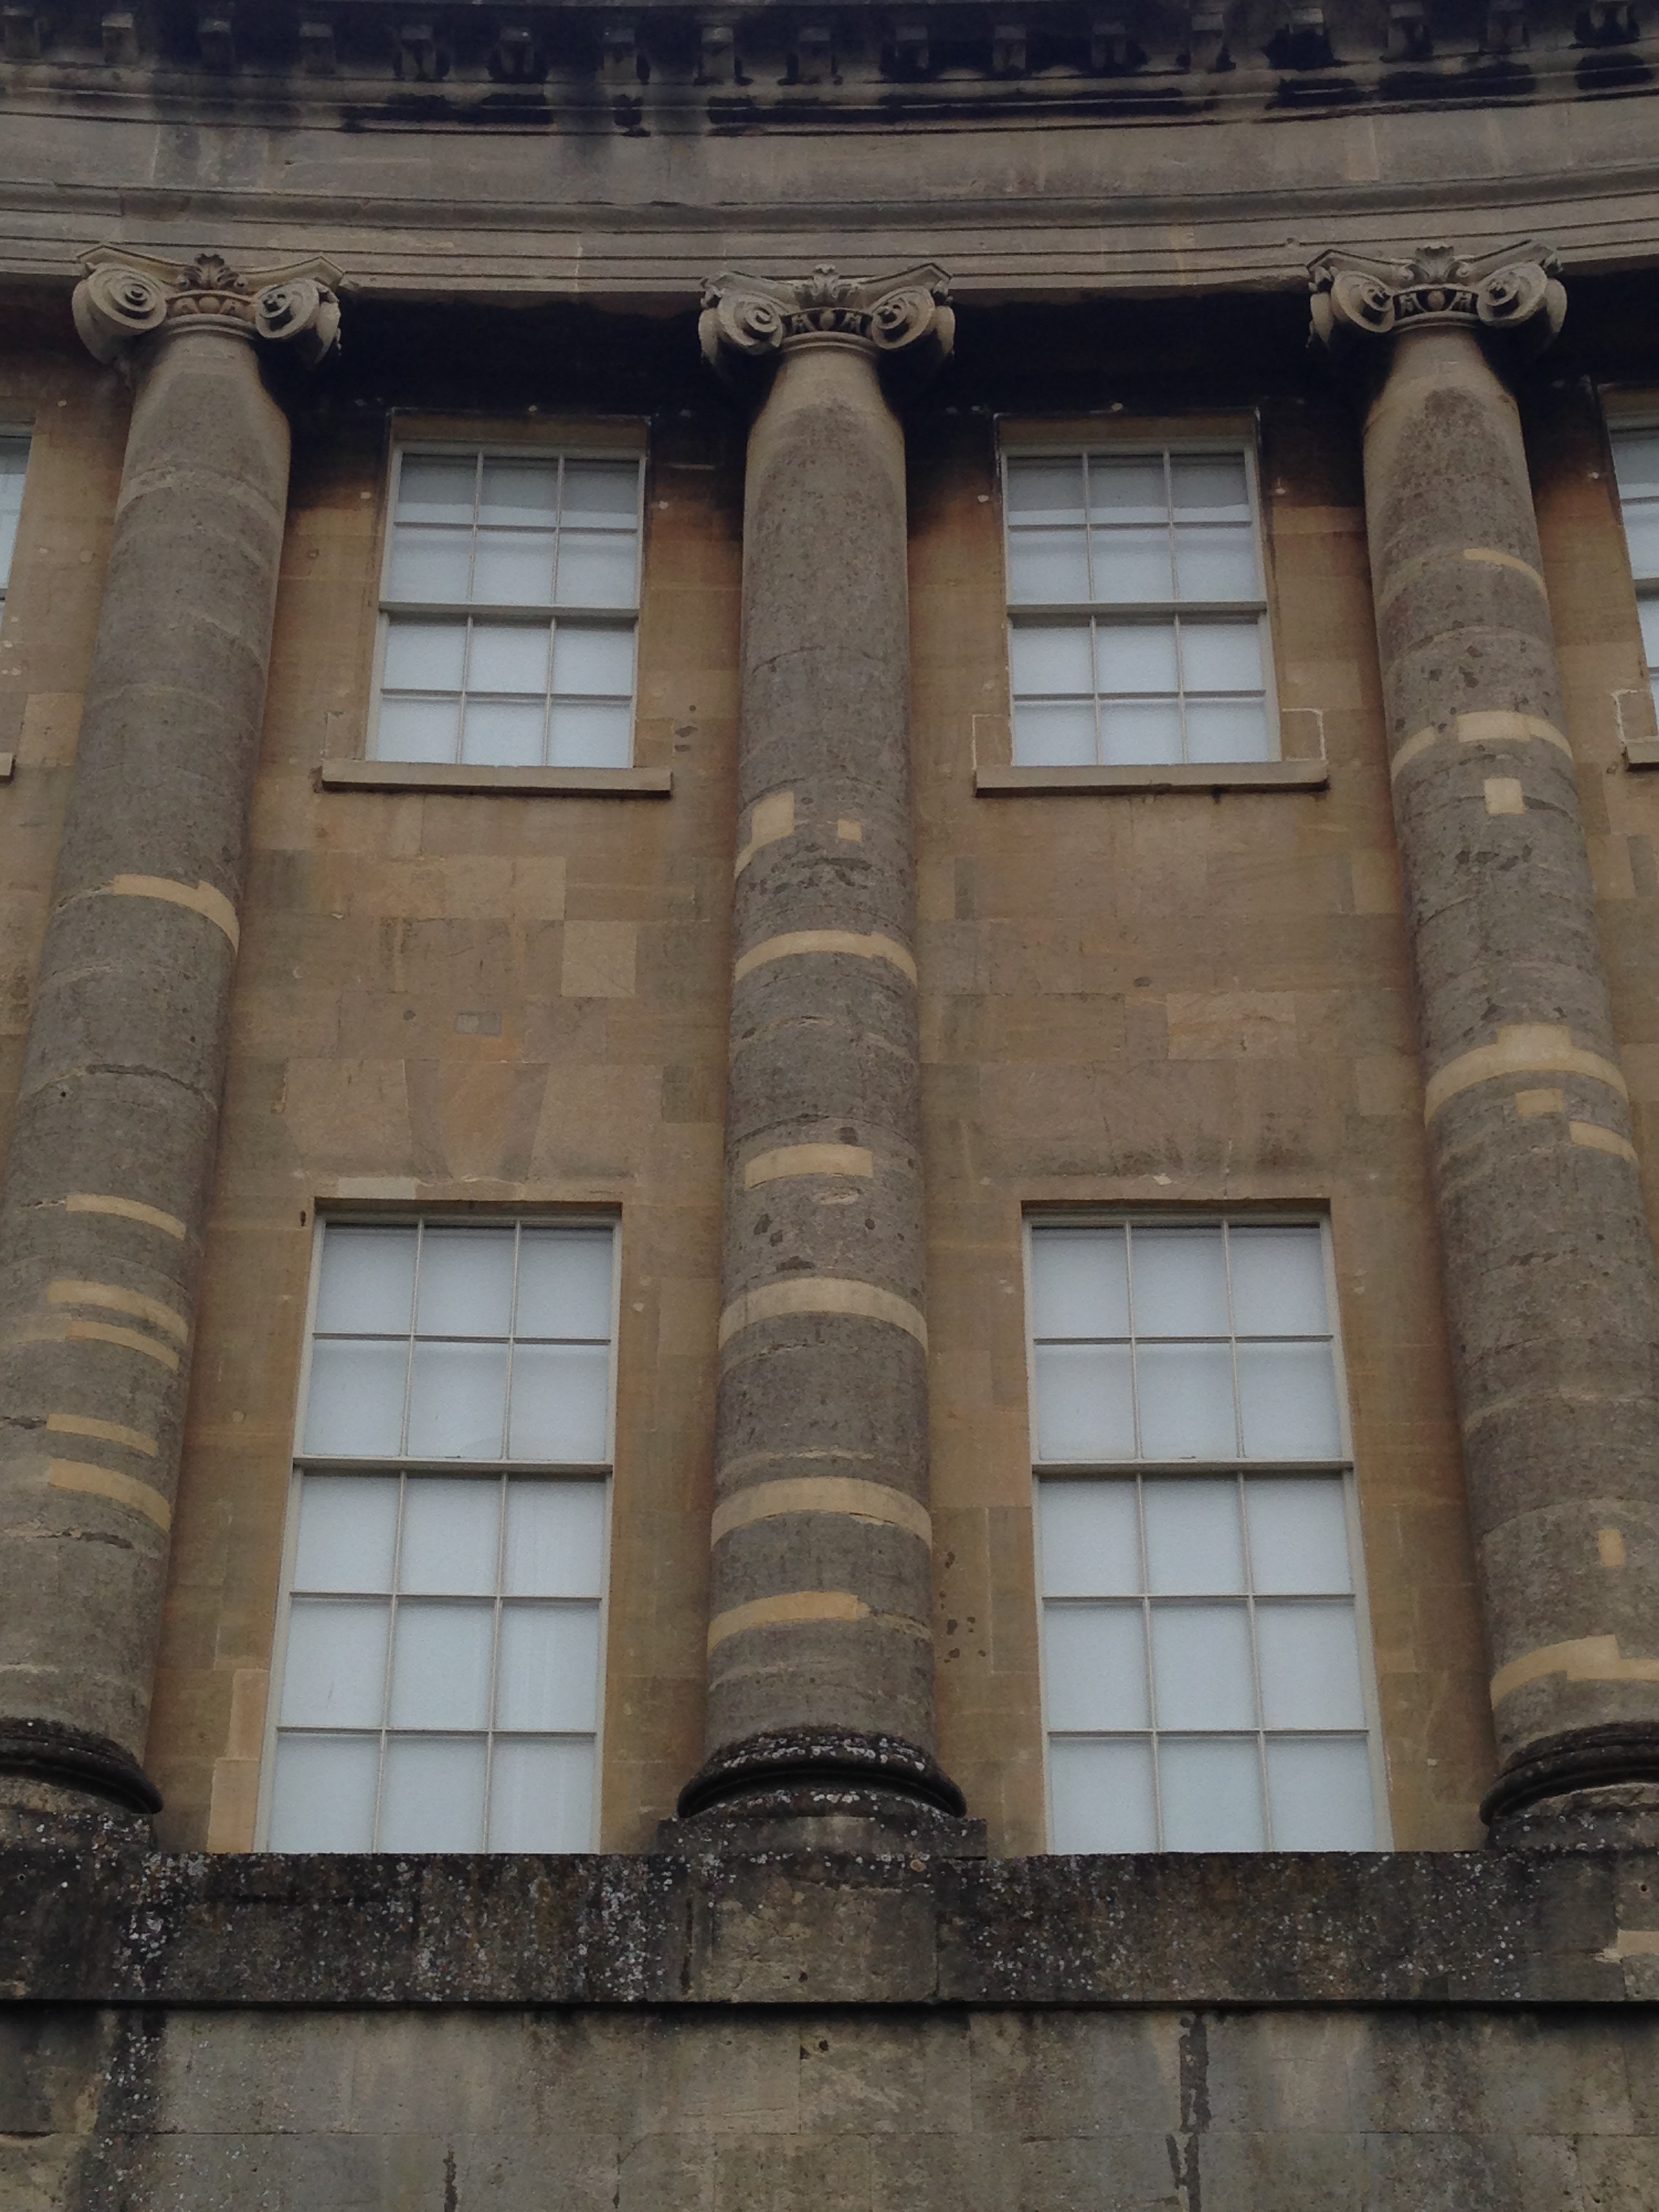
[717,1276,928,1349]
[705,1589,933,1654]
[1423,1024,1629,1122]
[1490,1632,1659,1706]
[733,930,918,986]
[710,1477,933,1547]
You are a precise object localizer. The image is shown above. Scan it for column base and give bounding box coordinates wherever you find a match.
[665,1728,983,1856]
[1482,1725,1659,1848]
[0,1719,161,1845]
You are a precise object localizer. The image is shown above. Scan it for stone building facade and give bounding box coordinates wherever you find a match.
[1,3,1659,2205]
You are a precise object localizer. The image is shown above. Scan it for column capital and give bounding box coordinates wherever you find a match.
[72,246,343,369]
[699,262,954,386]
[1308,239,1565,360]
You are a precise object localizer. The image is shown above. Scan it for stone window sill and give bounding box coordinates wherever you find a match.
[0,752,14,782]
[975,760,1329,795]
[319,760,672,798]
[1624,739,1659,770]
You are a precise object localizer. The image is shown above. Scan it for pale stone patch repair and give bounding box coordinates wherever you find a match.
[1376,542,1547,611]
[743,1143,874,1188]
[711,1477,932,1546]
[47,1277,190,1343]
[1570,1120,1639,1164]
[717,1276,928,1349]
[1423,1023,1629,1121]
[733,930,917,987]
[1391,710,1572,779]
[66,1191,188,1240]
[733,789,795,876]
[705,1589,932,1652]
[1484,777,1526,816]
[65,1315,180,1371]
[1490,1631,1659,1707]
[47,1410,157,1457]
[47,1456,171,1532]
[836,818,863,842]
[1516,1088,1566,1118]
[1599,1527,1629,1569]
[102,872,240,948]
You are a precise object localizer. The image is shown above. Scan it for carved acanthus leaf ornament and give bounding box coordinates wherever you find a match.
[72,247,343,368]
[699,264,954,384]
[1308,240,1566,358]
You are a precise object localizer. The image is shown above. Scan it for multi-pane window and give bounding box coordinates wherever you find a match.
[0,434,29,600]
[265,1220,615,1852]
[1611,426,1659,720]
[374,449,642,769]
[1003,449,1274,767]
[1029,1219,1381,1853]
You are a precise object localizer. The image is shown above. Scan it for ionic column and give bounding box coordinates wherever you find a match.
[0,249,339,1841]
[1312,243,1659,1844]
[674,266,969,1838]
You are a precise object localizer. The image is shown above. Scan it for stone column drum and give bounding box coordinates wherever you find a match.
[1312,243,1659,1841]
[0,249,339,1839]
[675,266,968,1832]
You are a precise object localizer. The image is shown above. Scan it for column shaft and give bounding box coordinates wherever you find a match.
[0,252,337,1838]
[1318,245,1659,1839]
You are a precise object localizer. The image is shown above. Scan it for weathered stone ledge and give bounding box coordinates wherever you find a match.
[2,1848,1656,2008]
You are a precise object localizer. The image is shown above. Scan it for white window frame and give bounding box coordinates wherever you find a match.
[370,440,647,769]
[255,1211,620,1852]
[1607,413,1659,724]
[1024,1210,1391,1853]
[998,436,1281,768]
[0,428,33,605]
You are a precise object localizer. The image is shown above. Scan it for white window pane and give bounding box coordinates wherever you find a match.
[268,1736,380,1851]
[1142,1479,1245,1595]
[1099,703,1181,764]
[478,459,560,526]
[293,1475,399,1593]
[1179,620,1263,692]
[507,1344,611,1462]
[495,1602,600,1730]
[415,1227,516,1339]
[555,532,638,608]
[1030,1227,1130,1341]
[0,442,27,506]
[1009,622,1094,696]
[1170,455,1250,519]
[489,1738,596,1851]
[406,1341,510,1459]
[1623,510,1659,581]
[398,1476,501,1596]
[546,703,634,767]
[1185,703,1271,764]
[1151,1602,1256,1729]
[1256,1600,1366,1729]
[504,1479,607,1597]
[279,1599,389,1728]
[516,1231,615,1339]
[1006,458,1086,521]
[375,697,462,764]
[1014,702,1097,767]
[1095,621,1179,695]
[1639,598,1659,668]
[473,532,556,605]
[1048,1738,1156,1852]
[463,701,546,766]
[383,618,467,691]
[397,455,476,523]
[468,621,551,693]
[1136,1344,1237,1460]
[1174,525,1258,600]
[1236,1342,1343,1459]
[1008,529,1090,604]
[1092,529,1176,602]
[379,1736,487,1851]
[1039,1481,1142,1597]
[1087,457,1168,523]
[1158,1736,1265,1850]
[388,1601,495,1729]
[1042,1603,1149,1730]
[316,1226,419,1335]
[1130,1226,1229,1336]
[560,460,640,525]
[552,621,636,697]
[0,508,18,590]
[1229,1227,1328,1336]
[1614,431,1659,497]
[302,1340,409,1457]
[1265,1737,1376,1849]
[388,526,473,602]
[1244,1476,1352,1595]
[1033,1343,1136,1461]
